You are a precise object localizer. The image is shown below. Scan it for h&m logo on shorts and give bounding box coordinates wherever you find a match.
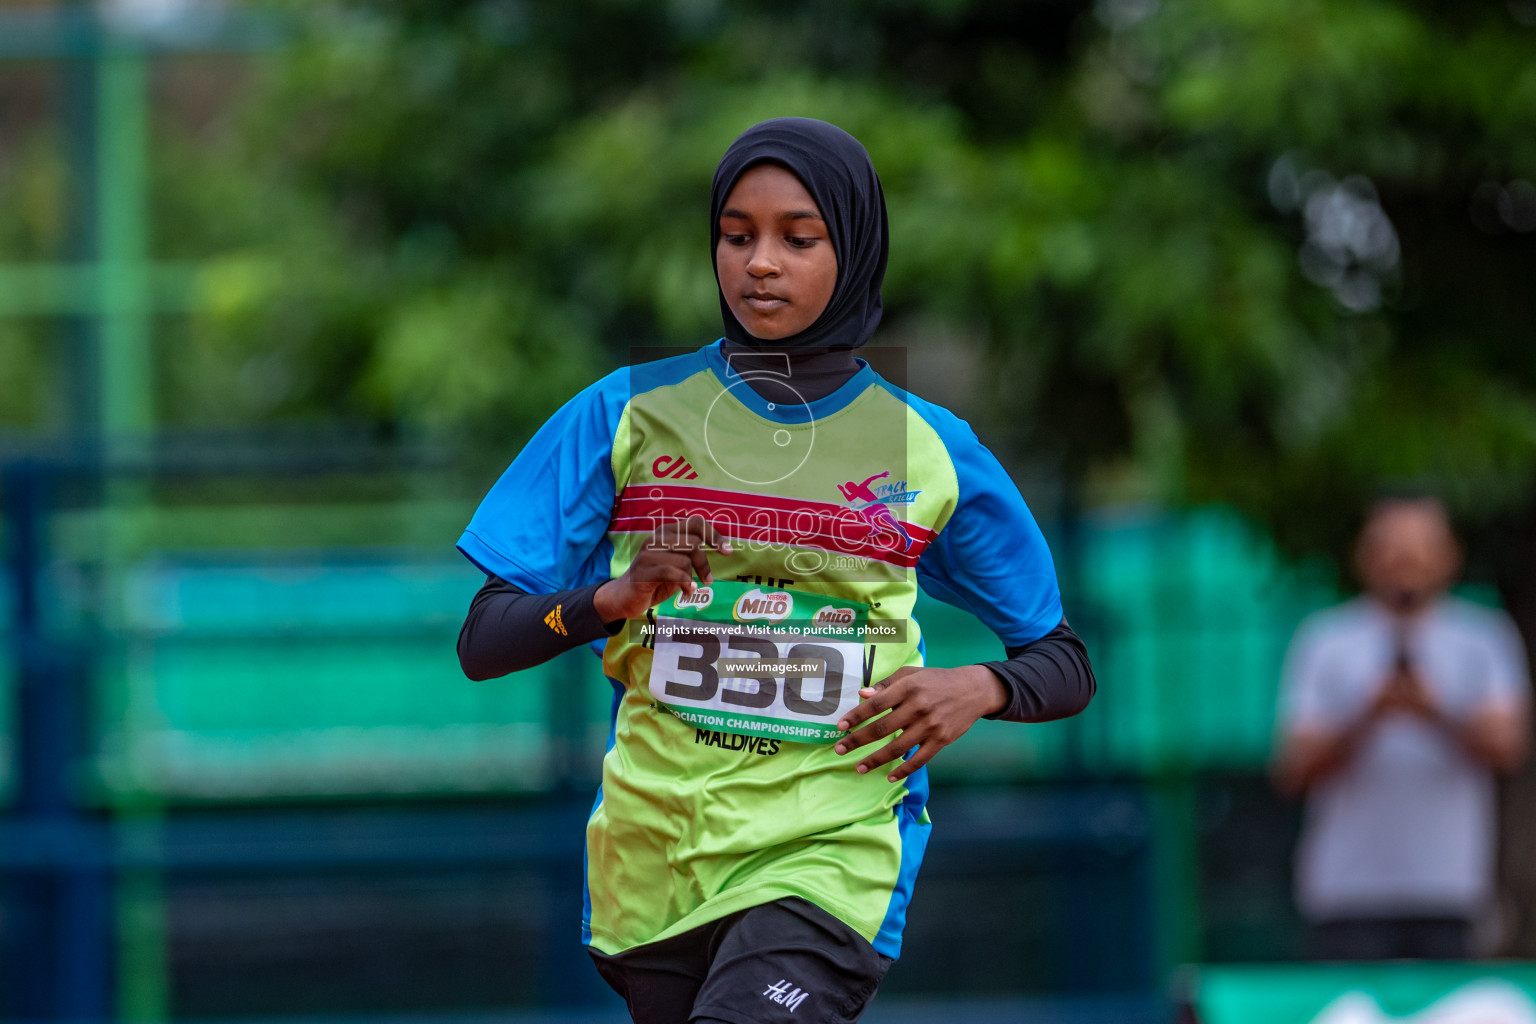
[676,586,714,609]
[733,588,792,623]
[651,454,699,480]
[763,978,809,1013]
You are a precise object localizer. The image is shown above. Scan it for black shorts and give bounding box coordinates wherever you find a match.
[588,897,893,1024]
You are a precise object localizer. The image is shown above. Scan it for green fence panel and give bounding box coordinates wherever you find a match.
[93,560,601,800]
[916,506,1341,782]
[1188,962,1536,1024]
[1077,507,1338,776]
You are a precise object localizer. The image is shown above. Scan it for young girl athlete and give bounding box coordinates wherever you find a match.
[458,118,1095,1024]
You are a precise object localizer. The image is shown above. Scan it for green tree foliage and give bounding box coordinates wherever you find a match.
[6,0,1536,562]
[1096,0,1536,557]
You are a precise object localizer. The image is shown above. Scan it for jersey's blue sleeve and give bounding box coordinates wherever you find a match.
[906,396,1063,647]
[457,370,629,594]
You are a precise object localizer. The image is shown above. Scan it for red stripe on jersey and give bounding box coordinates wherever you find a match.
[610,484,934,568]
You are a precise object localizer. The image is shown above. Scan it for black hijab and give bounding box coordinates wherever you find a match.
[710,117,889,355]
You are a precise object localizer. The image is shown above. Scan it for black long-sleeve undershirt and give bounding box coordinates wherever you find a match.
[981,621,1095,722]
[457,575,1095,723]
[457,576,624,681]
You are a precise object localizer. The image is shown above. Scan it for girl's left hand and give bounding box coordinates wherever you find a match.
[832,665,1008,782]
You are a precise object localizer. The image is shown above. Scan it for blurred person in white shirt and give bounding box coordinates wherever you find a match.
[1275,496,1530,959]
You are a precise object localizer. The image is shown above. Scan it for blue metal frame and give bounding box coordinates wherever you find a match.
[4,459,113,1019]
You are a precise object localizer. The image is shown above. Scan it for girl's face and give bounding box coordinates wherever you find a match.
[716,164,838,341]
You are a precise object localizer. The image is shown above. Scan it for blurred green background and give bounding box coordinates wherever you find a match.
[1,0,1535,1021]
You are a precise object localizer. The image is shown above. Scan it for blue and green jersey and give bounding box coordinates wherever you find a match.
[458,340,1062,958]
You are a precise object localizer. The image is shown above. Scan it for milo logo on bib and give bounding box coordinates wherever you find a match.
[814,606,856,628]
[676,586,714,609]
[648,581,868,744]
[734,588,792,622]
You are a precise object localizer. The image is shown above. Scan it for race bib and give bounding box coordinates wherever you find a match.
[646,581,869,744]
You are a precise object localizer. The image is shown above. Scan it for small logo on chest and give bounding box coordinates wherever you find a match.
[651,454,699,480]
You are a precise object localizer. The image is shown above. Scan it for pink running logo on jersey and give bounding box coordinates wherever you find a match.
[836,471,913,552]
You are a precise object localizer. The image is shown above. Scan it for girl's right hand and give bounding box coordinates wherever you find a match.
[592,516,733,622]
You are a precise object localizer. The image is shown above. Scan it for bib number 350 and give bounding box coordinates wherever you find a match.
[665,634,846,715]
[649,628,864,743]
